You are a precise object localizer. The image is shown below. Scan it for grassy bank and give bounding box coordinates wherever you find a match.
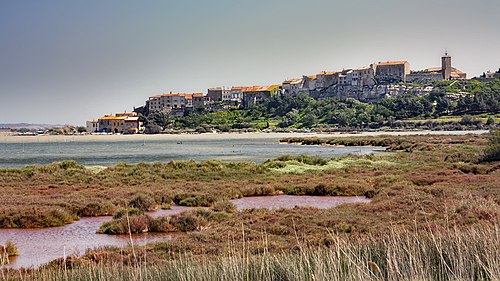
[3,226,498,280]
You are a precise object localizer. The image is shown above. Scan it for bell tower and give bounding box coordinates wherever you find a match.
[442,50,452,80]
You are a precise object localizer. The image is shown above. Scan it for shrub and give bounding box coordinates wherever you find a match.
[113,208,143,219]
[211,200,237,213]
[482,130,500,162]
[171,213,202,232]
[178,196,210,207]
[149,216,174,232]
[99,215,150,234]
[129,194,157,211]
[78,202,116,217]
[58,160,82,170]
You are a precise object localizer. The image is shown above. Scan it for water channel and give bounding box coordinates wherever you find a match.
[0,196,370,269]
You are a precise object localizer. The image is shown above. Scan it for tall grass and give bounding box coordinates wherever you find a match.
[5,226,498,281]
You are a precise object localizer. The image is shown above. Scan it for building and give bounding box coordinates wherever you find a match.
[86,120,99,133]
[123,116,144,134]
[192,93,206,108]
[243,85,281,108]
[147,93,188,114]
[407,53,467,83]
[229,86,245,102]
[147,95,162,113]
[160,94,186,110]
[351,66,376,87]
[302,75,317,91]
[375,61,410,83]
[484,69,500,79]
[207,87,223,102]
[98,115,126,133]
[282,78,303,94]
[97,114,143,134]
[316,71,338,89]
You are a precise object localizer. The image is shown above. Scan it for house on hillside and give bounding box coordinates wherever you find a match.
[207,87,223,102]
[407,53,467,83]
[316,71,338,89]
[242,85,281,108]
[282,78,303,94]
[375,61,410,83]
[351,66,376,87]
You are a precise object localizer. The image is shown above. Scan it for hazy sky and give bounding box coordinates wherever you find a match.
[1,0,499,125]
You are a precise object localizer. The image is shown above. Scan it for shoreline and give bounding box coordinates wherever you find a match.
[0,130,489,143]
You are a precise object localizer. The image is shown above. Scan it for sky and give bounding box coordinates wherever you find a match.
[1,0,499,125]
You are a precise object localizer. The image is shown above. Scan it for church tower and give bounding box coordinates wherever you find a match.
[442,51,452,80]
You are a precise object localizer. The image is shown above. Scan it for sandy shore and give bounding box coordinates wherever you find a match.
[0,130,489,143]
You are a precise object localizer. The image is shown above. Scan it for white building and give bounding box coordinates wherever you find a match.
[86,120,99,133]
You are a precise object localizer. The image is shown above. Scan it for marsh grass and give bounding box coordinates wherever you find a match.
[264,156,397,174]
[4,226,498,281]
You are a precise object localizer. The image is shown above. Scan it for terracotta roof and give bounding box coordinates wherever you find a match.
[451,67,465,75]
[317,71,336,75]
[87,120,99,123]
[243,85,280,92]
[377,61,409,66]
[99,116,127,121]
[307,75,317,79]
[283,78,302,84]
[424,67,443,73]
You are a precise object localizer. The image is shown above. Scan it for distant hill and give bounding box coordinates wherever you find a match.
[0,123,64,130]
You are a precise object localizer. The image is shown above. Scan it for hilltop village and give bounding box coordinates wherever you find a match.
[86,53,497,134]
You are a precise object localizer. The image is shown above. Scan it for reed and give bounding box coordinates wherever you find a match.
[4,226,498,281]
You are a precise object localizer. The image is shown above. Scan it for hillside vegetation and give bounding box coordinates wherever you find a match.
[145,79,500,131]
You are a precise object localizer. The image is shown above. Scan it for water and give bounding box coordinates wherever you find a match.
[0,196,369,269]
[0,134,382,168]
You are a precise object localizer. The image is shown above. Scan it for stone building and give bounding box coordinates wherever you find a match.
[375,61,410,83]
[406,53,467,83]
[316,71,338,89]
[302,75,317,91]
[242,85,281,108]
[191,93,206,108]
[207,87,223,102]
[148,94,187,114]
[282,78,303,94]
[351,66,376,87]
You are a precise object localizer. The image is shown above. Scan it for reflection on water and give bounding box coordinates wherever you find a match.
[0,196,370,269]
[0,136,381,168]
